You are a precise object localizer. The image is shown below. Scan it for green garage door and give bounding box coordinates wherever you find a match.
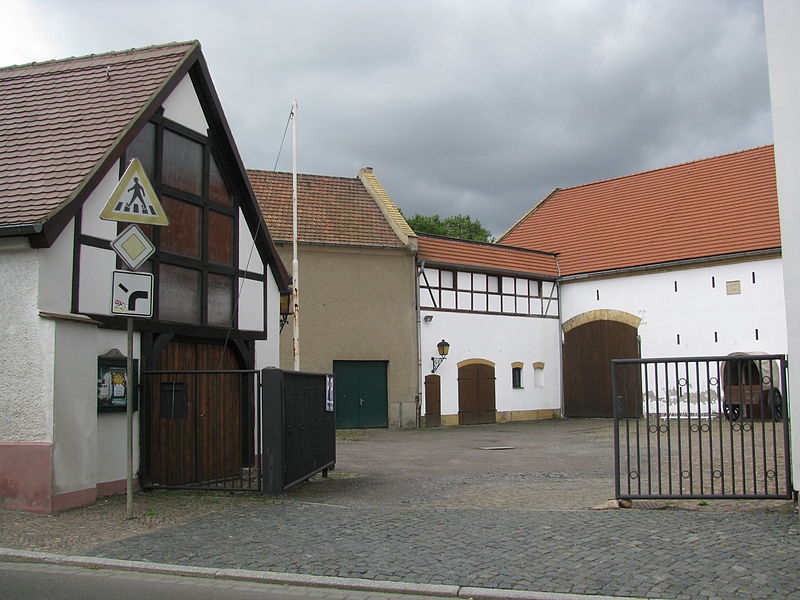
[333,361,388,428]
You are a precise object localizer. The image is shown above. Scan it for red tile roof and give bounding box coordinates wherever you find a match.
[248,170,406,248]
[500,145,780,276]
[0,42,197,228]
[418,234,559,278]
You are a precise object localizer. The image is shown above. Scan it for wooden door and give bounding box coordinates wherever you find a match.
[333,361,388,428]
[147,341,242,486]
[196,344,241,483]
[457,362,496,425]
[424,374,441,427]
[563,319,640,417]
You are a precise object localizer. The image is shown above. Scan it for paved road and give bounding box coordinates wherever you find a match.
[0,561,434,600]
[2,419,798,599]
[84,500,799,599]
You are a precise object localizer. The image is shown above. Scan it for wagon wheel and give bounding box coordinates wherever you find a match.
[767,389,783,423]
[723,401,741,422]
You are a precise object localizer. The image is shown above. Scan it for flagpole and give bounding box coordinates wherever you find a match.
[291,100,300,371]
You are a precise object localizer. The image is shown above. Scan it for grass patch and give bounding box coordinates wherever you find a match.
[336,429,364,442]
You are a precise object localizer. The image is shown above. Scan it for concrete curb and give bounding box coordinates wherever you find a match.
[0,547,663,600]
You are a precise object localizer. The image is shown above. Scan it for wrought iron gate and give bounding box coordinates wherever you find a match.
[612,355,791,500]
[142,369,262,491]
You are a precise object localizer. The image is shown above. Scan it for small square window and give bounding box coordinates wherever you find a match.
[726,280,741,295]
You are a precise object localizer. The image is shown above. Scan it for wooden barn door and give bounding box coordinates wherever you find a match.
[458,362,496,425]
[146,341,242,486]
[563,320,639,417]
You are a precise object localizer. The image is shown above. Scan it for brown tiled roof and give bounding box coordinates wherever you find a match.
[248,170,406,248]
[500,145,780,276]
[0,42,197,228]
[418,234,559,278]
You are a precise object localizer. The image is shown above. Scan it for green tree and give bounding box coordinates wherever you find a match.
[404,213,493,242]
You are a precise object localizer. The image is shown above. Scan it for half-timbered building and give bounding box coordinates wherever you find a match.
[0,42,289,512]
[416,234,562,425]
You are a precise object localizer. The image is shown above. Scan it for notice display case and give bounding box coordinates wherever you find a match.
[97,349,138,413]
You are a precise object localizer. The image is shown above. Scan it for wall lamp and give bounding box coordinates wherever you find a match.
[279,291,292,332]
[431,339,450,373]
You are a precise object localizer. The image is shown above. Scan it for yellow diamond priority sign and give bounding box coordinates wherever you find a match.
[110,224,156,270]
[100,158,169,226]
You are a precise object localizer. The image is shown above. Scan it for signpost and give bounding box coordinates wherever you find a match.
[101,159,168,518]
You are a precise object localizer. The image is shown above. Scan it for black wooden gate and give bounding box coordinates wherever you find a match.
[261,368,336,493]
[612,355,791,500]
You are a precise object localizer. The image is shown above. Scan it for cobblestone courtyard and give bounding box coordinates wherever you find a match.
[2,419,798,599]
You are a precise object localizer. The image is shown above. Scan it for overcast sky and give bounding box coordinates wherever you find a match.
[1,0,772,237]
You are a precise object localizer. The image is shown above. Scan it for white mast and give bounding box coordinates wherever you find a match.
[291,100,300,371]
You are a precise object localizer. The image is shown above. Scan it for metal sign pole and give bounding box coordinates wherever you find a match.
[103,156,165,522]
[126,316,134,519]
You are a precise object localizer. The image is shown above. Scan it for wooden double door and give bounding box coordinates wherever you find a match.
[457,362,497,425]
[145,341,246,487]
[563,319,640,417]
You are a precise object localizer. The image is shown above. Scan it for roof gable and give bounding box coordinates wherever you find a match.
[500,145,780,276]
[0,41,289,289]
[0,42,198,235]
[249,169,409,249]
[417,233,559,278]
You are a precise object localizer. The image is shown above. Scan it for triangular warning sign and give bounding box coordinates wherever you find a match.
[100,158,170,226]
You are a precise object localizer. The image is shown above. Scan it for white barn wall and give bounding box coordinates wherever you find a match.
[561,259,787,358]
[420,309,561,419]
[764,0,800,492]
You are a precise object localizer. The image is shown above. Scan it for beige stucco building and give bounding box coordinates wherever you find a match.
[250,168,419,428]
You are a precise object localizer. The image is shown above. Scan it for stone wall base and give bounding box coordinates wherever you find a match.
[424,408,561,428]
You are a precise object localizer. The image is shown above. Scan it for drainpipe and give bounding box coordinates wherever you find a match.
[554,254,565,418]
[415,259,426,428]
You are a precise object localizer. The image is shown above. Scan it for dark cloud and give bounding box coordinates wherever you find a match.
[5,0,771,237]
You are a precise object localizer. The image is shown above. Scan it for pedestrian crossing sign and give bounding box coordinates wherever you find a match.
[100,158,169,226]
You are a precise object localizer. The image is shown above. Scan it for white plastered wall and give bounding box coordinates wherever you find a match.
[161,74,209,135]
[258,265,282,370]
[560,259,788,358]
[0,240,54,443]
[52,319,98,495]
[419,310,562,418]
[237,207,266,335]
[764,0,800,492]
